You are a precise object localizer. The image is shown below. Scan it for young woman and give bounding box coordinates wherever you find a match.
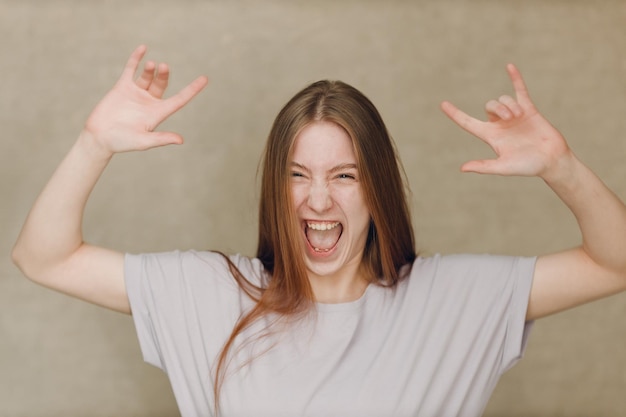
[12,45,626,417]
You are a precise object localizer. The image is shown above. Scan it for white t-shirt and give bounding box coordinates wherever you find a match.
[125,250,535,417]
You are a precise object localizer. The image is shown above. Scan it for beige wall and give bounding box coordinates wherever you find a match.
[2,1,625,415]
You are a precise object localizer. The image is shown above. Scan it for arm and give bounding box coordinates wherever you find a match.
[11,45,208,314]
[440,64,626,320]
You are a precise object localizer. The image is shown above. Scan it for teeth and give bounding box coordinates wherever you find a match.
[313,247,331,253]
[307,222,340,231]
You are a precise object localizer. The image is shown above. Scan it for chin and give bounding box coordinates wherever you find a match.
[304,251,361,279]
[304,259,339,278]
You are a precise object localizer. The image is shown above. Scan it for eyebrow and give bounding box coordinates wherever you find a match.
[289,162,358,174]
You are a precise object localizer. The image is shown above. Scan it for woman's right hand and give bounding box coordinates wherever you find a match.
[83,45,208,158]
[12,46,207,313]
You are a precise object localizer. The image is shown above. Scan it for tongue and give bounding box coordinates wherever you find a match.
[306,225,342,250]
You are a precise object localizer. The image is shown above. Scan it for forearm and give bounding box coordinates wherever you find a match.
[12,131,113,280]
[543,151,626,273]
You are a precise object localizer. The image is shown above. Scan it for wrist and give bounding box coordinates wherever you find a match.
[76,130,115,163]
[540,150,582,192]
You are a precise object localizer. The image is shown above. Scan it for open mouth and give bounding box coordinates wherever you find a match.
[305,221,343,253]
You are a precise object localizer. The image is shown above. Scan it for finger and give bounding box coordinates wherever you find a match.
[506,64,532,104]
[120,45,148,81]
[485,99,512,122]
[162,75,209,114]
[135,60,156,90]
[498,95,524,118]
[149,131,184,147]
[147,63,170,98]
[440,101,485,138]
[461,159,503,175]
[134,131,184,151]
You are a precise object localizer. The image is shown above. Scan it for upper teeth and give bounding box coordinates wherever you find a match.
[307,222,340,231]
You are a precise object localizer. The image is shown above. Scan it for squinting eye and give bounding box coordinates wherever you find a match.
[338,173,356,180]
[291,171,304,178]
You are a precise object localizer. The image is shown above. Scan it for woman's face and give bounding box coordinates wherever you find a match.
[289,121,371,284]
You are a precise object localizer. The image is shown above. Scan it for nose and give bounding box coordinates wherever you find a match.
[307,181,333,213]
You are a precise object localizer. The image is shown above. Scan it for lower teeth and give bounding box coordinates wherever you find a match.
[313,247,330,253]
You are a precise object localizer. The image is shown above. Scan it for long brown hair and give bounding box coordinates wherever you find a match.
[213,80,416,410]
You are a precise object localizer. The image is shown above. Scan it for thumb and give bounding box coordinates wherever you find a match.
[135,131,184,151]
[461,159,502,175]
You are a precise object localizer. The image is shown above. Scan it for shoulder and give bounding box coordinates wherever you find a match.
[364,253,535,329]
[397,253,536,303]
[125,250,267,292]
[409,253,536,280]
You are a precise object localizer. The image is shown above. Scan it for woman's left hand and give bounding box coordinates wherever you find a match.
[441,64,572,181]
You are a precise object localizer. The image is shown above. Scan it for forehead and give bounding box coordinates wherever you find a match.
[291,121,356,167]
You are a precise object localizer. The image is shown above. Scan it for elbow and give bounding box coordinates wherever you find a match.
[11,241,36,281]
[618,267,626,289]
[11,240,56,285]
[11,239,84,288]
[606,262,626,289]
[11,242,26,273]
[599,264,626,296]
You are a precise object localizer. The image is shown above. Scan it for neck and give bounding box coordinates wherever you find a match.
[307,265,369,304]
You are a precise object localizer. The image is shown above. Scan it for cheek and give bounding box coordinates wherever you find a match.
[355,208,372,232]
[355,193,372,229]
[343,189,371,224]
[290,184,306,207]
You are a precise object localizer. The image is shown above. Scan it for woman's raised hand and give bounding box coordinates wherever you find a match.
[83,45,208,157]
[440,65,573,182]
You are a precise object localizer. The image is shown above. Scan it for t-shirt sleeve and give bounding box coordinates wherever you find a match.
[124,250,257,372]
[124,251,176,369]
[432,254,536,375]
[498,256,536,372]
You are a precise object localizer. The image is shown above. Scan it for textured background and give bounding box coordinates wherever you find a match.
[2,0,626,416]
